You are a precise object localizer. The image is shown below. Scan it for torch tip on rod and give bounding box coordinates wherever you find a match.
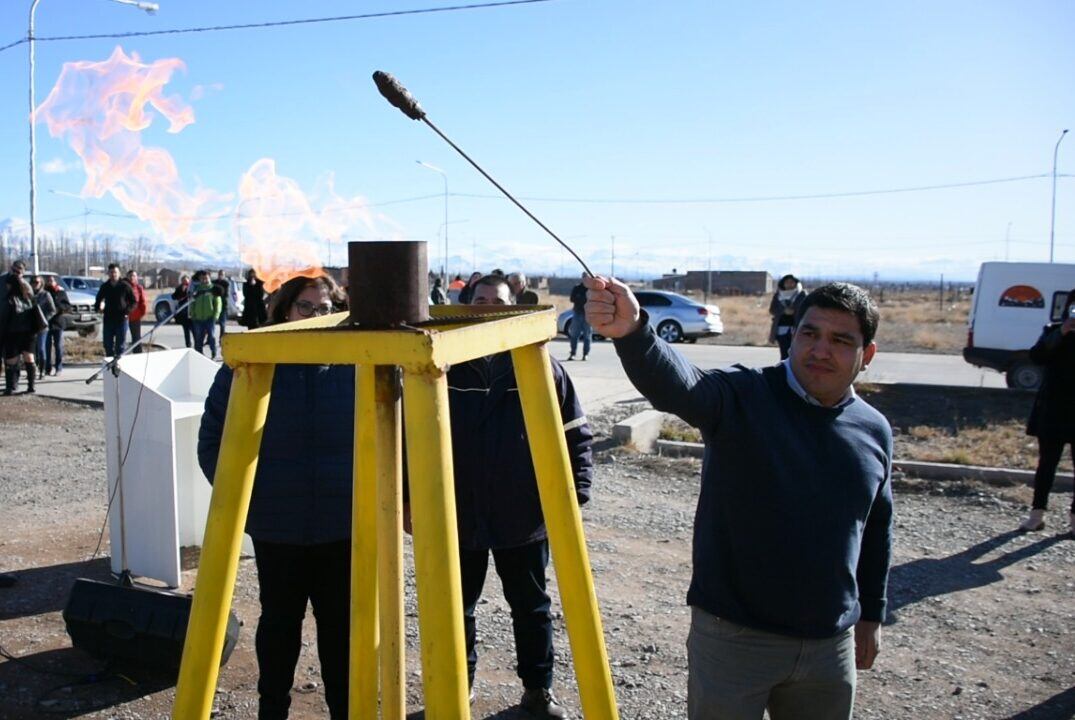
[375,71,593,277]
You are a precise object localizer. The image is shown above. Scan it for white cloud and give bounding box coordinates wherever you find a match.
[40,158,79,175]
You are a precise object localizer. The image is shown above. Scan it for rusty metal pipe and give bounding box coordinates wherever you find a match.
[348,240,430,327]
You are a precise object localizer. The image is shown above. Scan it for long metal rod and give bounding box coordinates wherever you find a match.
[421,117,594,277]
[86,295,194,384]
[29,0,40,275]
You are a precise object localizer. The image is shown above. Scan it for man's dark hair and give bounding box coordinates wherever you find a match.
[489,268,505,277]
[108,262,119,272]
[11,259,26,273]
[794,282,879,347]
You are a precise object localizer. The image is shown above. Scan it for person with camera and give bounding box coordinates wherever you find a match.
[1019,289,1075,537]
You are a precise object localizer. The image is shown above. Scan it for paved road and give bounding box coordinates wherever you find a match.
[37,323,1006,411]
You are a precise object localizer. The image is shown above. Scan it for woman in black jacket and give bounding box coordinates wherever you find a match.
[240,268,268,329]
[172,275,193,348]
[768,274,807,360]
[1019,288,1075,537]
[198,274,353,719]
[2,274,38,395]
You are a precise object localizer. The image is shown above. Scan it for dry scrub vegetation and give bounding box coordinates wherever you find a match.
[659,383,1064,472]
[698,291,971,355]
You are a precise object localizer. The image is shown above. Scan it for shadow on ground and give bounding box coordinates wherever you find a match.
[1004,686,1075,719]
[0,558,113,621]
[886,530,1068,623]
[0,646,174,718]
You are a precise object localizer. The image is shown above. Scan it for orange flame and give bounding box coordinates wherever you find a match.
[36,46,394,292]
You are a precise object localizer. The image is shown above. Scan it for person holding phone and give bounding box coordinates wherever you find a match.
[1019,289,1075,537]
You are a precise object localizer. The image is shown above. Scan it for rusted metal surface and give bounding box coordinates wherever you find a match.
[348,241,430,327]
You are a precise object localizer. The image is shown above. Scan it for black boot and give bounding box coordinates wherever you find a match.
[26,364,36,393]
[3,365,14,396]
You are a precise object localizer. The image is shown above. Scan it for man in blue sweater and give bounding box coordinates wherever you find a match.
[585,277,893,720]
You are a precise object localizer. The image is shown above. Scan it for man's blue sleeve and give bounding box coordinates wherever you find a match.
[856,435,894,623]
[551,358,594,505]
[612,315,726,437]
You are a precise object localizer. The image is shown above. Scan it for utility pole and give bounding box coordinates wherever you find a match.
[704,227,713,305]
[1050,129,1069,263]
[939,273,944,311]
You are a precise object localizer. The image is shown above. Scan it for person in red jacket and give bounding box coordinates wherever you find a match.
[125,270,148,354]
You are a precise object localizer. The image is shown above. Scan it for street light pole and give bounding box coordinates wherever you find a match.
[28,0,159,275]
[1049,128,1068,263]
[417,161,448,281]
[28,0,40,274]
[703,227,713,305]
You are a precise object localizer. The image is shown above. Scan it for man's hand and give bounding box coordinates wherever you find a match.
[583,275,642,339]
[1061,318,1075,335]
[854,620,881,670]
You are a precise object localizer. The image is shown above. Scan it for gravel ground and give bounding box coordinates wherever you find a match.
[1,395,1073,719]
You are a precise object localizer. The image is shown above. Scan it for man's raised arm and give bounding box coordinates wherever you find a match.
[584,275,724,435]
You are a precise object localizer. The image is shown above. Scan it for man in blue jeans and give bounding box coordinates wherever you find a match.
[94,263,135,358]
[586,278,893,720]
[567,275,591,361]
[189,270,221,359]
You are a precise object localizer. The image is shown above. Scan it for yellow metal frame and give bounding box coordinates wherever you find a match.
[172,305,619,719]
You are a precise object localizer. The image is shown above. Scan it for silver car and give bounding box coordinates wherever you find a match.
[557,290,722,343]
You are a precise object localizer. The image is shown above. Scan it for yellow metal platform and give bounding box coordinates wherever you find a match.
[171,304,620,720]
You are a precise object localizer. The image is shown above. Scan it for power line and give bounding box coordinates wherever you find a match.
[0,0,557,54]
[452,173,1071,205]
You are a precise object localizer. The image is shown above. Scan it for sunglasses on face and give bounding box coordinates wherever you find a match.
[293,300,335,318]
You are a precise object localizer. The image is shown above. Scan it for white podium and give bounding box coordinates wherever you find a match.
[103,349,253,588]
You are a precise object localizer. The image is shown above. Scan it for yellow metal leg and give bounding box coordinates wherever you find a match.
[351,366,380,719]
[173,363,275,720]
[376,366,405,720]
[511,343,620,720]
[402,368,471,720]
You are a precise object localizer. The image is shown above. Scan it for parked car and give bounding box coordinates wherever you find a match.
[153,277,244,322]
[37,272,101,337]
[61,275,103,292]
[557,289,723,343]
[963,261,1075,390]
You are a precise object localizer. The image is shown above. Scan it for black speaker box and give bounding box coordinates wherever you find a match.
[63,578,240,673]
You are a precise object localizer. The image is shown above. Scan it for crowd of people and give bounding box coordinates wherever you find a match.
[4,256,1073,719]
[191,268,890,720]
[0,260,73,394]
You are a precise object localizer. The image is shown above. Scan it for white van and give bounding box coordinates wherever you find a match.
[964,261,1075,390]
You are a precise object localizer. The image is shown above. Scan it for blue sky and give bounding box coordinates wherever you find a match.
[0,0,1072,280]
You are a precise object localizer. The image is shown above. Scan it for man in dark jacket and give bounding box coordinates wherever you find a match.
[43,274,70,375]
[94,263,136,357]
[567,276,591,361]
[586,277,892,720]
[407,274,593,719]
[1019,289,1075,537]
[213,270,230,338]
[508,272,539,305]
